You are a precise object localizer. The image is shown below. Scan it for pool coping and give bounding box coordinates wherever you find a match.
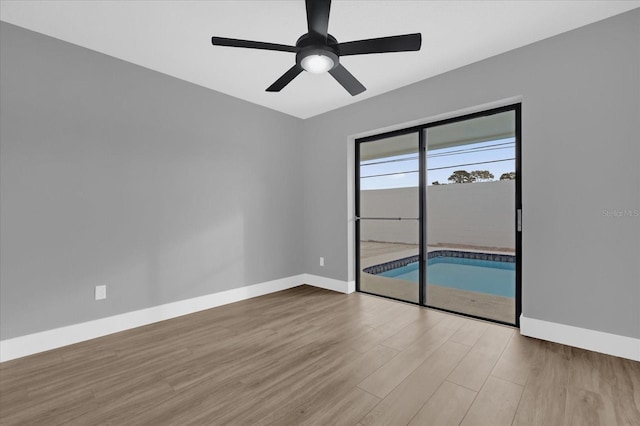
[362,250,516,276]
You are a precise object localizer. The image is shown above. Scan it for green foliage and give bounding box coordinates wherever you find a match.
[470,170,494,182]
[447,169,514,184]
[447,170,475,184]
[500,172,516,180]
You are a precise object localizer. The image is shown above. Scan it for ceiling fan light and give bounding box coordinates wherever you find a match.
[301,54,334,74]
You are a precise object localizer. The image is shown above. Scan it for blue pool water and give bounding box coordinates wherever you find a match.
[379,257,515,298]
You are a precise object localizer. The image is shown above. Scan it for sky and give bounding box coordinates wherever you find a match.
[360,137,516,190]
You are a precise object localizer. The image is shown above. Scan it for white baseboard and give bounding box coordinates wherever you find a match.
[301,274,353,294]
[6,286,637,363]
[520,315,640,361]
[0,274,355,362]
[0,275,307,362]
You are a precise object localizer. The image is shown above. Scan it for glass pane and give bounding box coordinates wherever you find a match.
[358,133,420,303]
[359,134,419,219]
[425,111,516,323]
[359,220,419,303]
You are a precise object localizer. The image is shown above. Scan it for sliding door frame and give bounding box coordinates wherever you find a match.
[355,127,425,305]
[355,103,522,327]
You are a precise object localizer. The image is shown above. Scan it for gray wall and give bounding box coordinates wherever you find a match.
[0,22,304,339]
[302,10,640,339]
[2,10,639,343]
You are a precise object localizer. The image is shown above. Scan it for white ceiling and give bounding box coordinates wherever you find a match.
[1,1,638,119]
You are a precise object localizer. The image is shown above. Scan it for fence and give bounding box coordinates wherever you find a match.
[360,180,515,249]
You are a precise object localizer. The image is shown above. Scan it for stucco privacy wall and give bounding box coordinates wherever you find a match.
[0,22,304,339]
[361,181,516,248]
[302,10,640,339]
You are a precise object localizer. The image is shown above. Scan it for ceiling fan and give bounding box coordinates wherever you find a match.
[211,0,422,96]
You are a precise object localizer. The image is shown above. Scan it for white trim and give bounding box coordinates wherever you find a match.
[520,315,640,361]
[0,275,306,362]
[5,285,637,363]
[302,274,352,294]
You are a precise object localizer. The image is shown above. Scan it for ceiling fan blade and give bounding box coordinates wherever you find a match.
[211,36,297,53]
[329,64,366,96]
[306,0,331,39]
[266,64,304,92]
[338,33,422,56]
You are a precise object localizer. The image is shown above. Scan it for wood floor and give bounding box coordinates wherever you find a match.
[1,286,639,425]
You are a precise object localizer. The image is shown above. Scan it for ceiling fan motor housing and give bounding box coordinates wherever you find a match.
[295,33,339,71]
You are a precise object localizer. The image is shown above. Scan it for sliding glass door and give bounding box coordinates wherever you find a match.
[356,105,521,326]
[424,109,518,324]
[356,132,423,304]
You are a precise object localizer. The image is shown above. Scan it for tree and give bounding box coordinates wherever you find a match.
[500,171,516,180]
[448,170,475,184]
[470,170,494,182]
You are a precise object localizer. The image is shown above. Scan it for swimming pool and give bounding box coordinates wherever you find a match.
[366,251,515,298]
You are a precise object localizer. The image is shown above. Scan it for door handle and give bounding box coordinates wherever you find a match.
[517,209,522,232]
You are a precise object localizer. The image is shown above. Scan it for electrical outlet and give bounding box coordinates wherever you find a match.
[95,285,107,300]
[320,257,324,266]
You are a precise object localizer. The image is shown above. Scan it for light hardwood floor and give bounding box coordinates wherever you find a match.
[1,286,638,425]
